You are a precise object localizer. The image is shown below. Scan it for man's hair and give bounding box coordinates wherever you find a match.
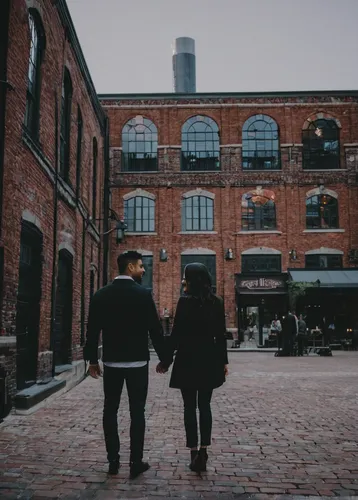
[117,251,143,274]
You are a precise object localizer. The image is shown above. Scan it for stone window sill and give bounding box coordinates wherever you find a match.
[126,232,157,236]
[303,229,345,233]
[178,231,218,235]
[236,230,282,235]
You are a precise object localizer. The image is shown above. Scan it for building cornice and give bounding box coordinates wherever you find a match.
[56,0,106,133]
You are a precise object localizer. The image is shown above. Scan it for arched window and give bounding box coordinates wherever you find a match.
[181,115,220,171]
[24,10,45,138]
[75,107,83,200]
[302,119,340,170]
[242,114,280,170]
[182,196,214,231]
[60,69,73,181]
[124,196,155,232]
[92,138,98,220]
[306,194,339,229]
[242,192,276,231]
[122,116,158,171]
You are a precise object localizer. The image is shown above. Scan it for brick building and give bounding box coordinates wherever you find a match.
[0,0,107,412]
[100,91,358,344]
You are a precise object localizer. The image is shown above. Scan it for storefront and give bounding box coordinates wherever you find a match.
[235,273,288,346]
[288,269,358,346]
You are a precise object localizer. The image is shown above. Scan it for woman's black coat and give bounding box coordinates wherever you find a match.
[166,295,228,390]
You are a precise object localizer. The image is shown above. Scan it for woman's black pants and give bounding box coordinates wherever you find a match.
[180,388,213,448]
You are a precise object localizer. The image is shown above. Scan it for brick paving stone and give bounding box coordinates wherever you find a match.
[1,352,358,499]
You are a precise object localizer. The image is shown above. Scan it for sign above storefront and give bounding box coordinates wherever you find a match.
[236,274,287,293]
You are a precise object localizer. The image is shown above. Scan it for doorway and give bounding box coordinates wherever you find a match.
[15,221,43,390]
[53,249,73,366]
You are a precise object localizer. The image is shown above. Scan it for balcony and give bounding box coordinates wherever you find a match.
[121,153,157,172]
[181,153,220,172]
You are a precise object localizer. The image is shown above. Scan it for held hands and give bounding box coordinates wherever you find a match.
[88,363,102,379]
[224,364,229,377]
[156,362,168,374]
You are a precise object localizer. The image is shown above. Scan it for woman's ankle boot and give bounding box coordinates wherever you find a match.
[197,447,208,471]
[189,450,198,471]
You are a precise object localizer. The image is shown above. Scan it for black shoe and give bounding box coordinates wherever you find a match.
[108,460,120,475]
[191,448,208,472]
[188,449,198,470]
[129,461,150,479]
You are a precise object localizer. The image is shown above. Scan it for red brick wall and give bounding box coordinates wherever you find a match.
[1,0,104,379]
[103,96,358,329]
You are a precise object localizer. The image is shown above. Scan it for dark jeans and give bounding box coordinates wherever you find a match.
[181,388,213,448]
[103,364,148,463]
[297,334,307,355]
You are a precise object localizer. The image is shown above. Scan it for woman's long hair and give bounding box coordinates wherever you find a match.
[184,263,215,302]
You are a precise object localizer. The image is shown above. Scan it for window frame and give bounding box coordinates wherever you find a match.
[181,115,220,171]
[92,138,98,220]
[124,196,155,233]
[302,119,340,170]
[241,254,282,274]
[122,116,158,172]
[305,254,343,269]
[141,255,153,292]
[242,114,281,171]
[24,10,45,140]
[181,195,214,232]
[59,69,73,182]
[241,197,276,231]
[75,107,83,200]
[306,194,339,229]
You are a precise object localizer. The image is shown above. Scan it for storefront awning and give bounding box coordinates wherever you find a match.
[288,269,358,288]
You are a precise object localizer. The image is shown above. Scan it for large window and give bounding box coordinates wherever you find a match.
[141,255,153,292]
[242,255,281,274]
[242,114,280,170]
[75,107,83,200]
[306,194,339,229]
[305,254,343,269]
[242,196,276,231]
[181,254,216,292]
[181,115,220,171]
[124,196,155,232]
[302,119,340,170]
[122,116,158,171]
[59,69,73,181]
[182,196,214,231]
[24,10,45,139]
[92,138,98,220]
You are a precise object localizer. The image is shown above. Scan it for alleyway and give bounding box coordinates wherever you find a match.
[1,352,358,499]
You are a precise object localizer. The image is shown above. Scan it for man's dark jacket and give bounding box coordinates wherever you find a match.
[84,278,169,365]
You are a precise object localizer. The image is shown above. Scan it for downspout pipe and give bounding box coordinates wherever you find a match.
[102,115,110,286]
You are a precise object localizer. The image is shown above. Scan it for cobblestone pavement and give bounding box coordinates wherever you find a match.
[1,352,358,500]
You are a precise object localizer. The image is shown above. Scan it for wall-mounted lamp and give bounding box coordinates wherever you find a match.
[289,249,297,261]
[160,248,168,262]
[225,248,234,260]
[116,220,127,244]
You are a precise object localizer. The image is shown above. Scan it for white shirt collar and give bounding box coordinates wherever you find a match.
[114,275,134,281]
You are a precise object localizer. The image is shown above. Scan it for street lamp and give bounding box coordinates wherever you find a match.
[116,220,127,244]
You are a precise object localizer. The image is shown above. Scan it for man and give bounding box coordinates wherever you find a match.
[297,314,307,356]
[84,251,169,478]
[281,310,298,356]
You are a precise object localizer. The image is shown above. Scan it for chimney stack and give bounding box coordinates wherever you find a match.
[172,37,196,93]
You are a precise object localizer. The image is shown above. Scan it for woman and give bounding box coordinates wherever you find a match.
[158,263,228,472]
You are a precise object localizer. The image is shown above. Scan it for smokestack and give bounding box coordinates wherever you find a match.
[172,37,196,93]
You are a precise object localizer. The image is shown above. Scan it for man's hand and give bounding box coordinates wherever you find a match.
[88,363,102,379]
[224,364,229,377]
[156,362,168,374]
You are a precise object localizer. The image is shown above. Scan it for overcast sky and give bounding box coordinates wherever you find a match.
[66,0,358,95]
